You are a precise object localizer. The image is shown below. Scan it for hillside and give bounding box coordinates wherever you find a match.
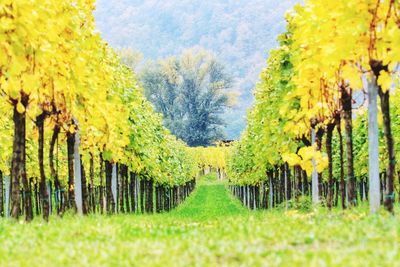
[94,0,299,138]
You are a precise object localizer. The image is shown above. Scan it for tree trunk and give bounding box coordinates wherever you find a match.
[33,179,39,215]
[11,96,30,220]
[336,118,346,209]
[16,105,33,222]
[255,185,260,209]
[140,177,145,213]
[175,186,179,207]
[378,88,395,213]
[119,164,124,213]
[247,185,251,208]
[315,128,324,200]
[80,156,88,215]
[292,167,296,200]
[130,172,136,213]
[21,174,33,221]
[11,101,33,222]
[160,186,164,212]
[164,187,169,211]
[295,166,302,198]
[335,181,339,206]
[99,154,105,214]
[311,128,319,204]
[111,164,117,213]
[105,160,114,214]
[274,169,279,206]
[326,123,335,209]
[47,181,52,215]
[284,165,288,210]
[171,186,175,208]
[67,132,75,210]
[36,113,50,221]
[342,86,356,206]
[89,153,95,213]
[146,179,153,213]
[180,185,183,204]
[49,125,62,215]
[73,132,83,215]
[302,170,308,197]
[135,174,140,212]
[367,73,381,213]
[362,178,367,201]
[155,185,160,213]
[124,166,130,213]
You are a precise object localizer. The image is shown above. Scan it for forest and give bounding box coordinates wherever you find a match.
[94,0,299,138]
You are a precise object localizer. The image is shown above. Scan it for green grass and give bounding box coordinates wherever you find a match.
[0,177,399,266]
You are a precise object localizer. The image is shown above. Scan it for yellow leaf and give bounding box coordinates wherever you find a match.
[22,73,40,93]
[69,125,76,134]
[342,64,362,90]
[16,101,25,114]
[4,79,20,100]
[378,71,392,93]
[282,153,301,166]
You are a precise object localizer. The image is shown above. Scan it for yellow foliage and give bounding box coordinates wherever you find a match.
[378,71,392,93]
[16,102,25,114]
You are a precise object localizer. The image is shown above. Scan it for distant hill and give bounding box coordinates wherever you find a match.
[94,0,299,139]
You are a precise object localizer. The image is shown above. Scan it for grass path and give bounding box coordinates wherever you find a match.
[0,175,399,266]
[170,176,247,220]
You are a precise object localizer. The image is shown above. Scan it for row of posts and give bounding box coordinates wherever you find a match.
[0,131,197,218]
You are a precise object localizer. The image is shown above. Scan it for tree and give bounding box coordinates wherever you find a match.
[119,48,143,72]
[0,0,199,222]
[141,49,232,146]
[227,0,400,214]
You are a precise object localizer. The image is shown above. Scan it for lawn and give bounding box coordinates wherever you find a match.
[0,175,399,267]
